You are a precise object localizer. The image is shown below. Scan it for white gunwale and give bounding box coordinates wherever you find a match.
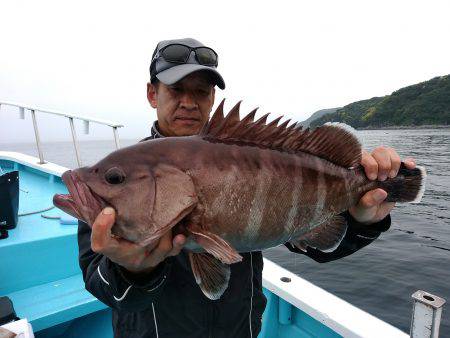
[262,258,408,338]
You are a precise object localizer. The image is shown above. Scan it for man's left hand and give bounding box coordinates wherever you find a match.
[349,147,416,224]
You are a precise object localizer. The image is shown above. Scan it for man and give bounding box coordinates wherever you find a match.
[78,38,416,337]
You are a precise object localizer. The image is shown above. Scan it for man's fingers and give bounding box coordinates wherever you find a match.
[91,207,116,253]
[168,234,186,257]
[361,150,378,180]
[149,231,174,263]
[388,148,401,178]
[358,189,388,208]
[376,201,396,218]
[404,157,416,169]
[371,147,391,181]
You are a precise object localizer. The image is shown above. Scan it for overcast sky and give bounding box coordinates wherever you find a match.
[1,0,449,143]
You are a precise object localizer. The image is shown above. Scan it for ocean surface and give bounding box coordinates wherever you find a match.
[1,128,449,335]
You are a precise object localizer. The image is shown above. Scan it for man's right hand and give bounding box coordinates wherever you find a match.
[90,207,186,275]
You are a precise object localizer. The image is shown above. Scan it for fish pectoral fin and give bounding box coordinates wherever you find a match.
[289,214,347,253]
[189,252,231,300]
[188,227,242,264]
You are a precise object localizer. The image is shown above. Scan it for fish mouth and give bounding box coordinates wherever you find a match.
[53,170,106,225]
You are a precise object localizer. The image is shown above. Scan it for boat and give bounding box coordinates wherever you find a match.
[0,101,445,337]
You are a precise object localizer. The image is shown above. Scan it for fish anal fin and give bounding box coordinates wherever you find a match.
[188,226,242,264]
[200,102,361,168]
[290,214,347,253]
[189,252,231,300]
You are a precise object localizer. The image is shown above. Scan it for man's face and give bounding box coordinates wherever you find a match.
[147,72,216,137]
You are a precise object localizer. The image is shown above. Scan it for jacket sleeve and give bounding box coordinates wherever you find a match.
[285,211,391,263]
[78,220,172,311]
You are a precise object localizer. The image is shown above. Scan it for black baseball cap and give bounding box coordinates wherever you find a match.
[149,38,225,89]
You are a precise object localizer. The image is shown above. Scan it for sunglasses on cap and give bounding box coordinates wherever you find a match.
[155,43,219,67]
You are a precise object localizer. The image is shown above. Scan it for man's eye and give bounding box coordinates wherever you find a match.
[170,86,181,92]
[198,89,209,96]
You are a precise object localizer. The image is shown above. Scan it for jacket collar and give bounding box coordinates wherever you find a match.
[139,121,164,142]
[151,121,165,139]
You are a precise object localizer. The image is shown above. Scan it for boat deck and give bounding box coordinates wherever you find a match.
[0,161,73,246]
[0,156,111,336]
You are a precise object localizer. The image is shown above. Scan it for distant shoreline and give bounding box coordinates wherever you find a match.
[1,125,450,145]
[357,124,450,131]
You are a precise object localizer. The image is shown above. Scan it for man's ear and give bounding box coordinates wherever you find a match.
[147,82,158,108]
[210,86,216,106]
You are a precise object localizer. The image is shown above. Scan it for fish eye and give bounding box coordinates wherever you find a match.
[105,167,126,185]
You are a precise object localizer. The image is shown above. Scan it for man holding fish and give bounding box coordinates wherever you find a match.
[70,38,419,337]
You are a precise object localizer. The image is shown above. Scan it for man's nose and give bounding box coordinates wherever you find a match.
[179,92,198,110]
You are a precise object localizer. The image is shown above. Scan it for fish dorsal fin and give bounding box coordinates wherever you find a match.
[200,101,362,168]
[200,99,225,136]
[209,101,242,138]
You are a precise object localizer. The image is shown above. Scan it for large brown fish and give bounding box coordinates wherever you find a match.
[53,100,426,300]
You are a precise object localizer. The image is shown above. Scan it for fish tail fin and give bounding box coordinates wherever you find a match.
[379,163,426,203]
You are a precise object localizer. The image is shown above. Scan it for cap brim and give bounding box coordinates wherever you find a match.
[156,64,225,89]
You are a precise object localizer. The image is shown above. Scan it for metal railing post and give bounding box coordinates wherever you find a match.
[69,117,82,167]
[410,290,445,338]
[2,100,123,166]
[30,109,45,164]
[113,126,120,149]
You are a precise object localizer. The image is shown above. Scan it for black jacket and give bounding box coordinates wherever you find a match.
[78,122,391,338]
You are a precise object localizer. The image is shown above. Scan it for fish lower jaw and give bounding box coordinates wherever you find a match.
[137,225,179,247]
[53,194,80,219]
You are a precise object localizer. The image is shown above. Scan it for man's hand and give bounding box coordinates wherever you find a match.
[349,147,416,224]
[91,207,186,274]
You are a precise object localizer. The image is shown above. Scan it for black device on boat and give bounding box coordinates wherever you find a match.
[0,297,19,325]
[0,171,19,237]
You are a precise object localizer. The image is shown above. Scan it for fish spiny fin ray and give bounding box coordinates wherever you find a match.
[200,99,225,136]
[189,253,231,300]
[289,214,347,253]
[211,101,242,138]
[201,101,362,168]
[188,226,242,264]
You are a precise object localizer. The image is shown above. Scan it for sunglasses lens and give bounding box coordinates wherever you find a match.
[195,47,218,66]
[161,44,191,63]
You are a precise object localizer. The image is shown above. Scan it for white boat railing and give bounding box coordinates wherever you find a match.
[0,100,123,167]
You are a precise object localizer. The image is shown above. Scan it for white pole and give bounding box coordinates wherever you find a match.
[113,127,120,149]
[69,117,82,167]
[30,109,45,164]
[83,120,90,134]
[410,290,445,338]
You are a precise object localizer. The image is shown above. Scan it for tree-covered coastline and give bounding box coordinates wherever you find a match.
[310,75,450,128]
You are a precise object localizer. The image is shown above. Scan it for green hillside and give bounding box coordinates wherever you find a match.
[297,108,339,128]
[310,75,450,128]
